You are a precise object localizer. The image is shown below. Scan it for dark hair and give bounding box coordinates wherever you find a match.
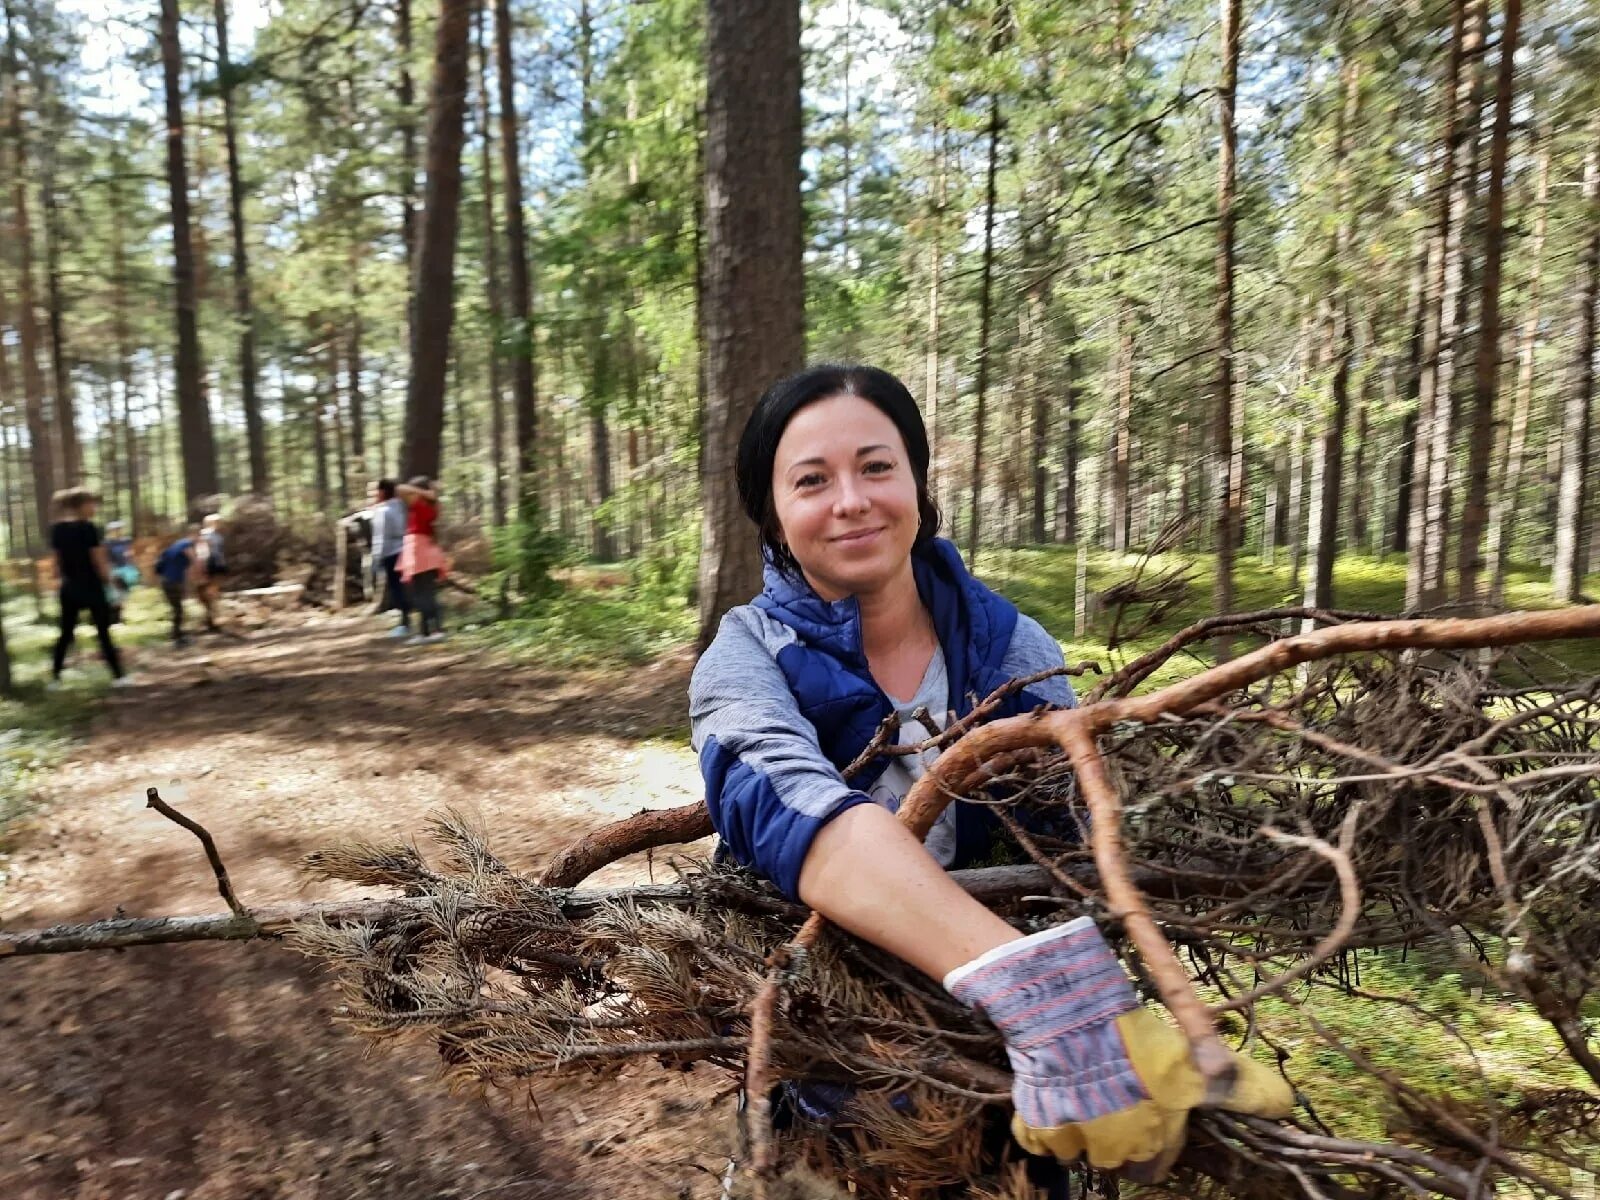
[735,364,941,579]
[376,478,397,500]
[52,486,99,513]
[406,475,433,491]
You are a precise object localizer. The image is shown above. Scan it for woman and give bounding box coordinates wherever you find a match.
[396,477,448,643]
[690,366,1289,1185]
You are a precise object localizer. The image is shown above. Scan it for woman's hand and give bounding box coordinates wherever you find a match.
[946,918,1294,1179]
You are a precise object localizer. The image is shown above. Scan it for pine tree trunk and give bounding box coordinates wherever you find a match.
[475,2,508,527]
[967,90,1002,558]
[1487,136,1549,600]
[1056,311,1080,544]
[1028,287,1049,544]
[4,2,55,545]
[1307,55,1360,610]
[1287,419,1306,594]
[1213,0,1242,653]
[1110,310,1133,553]
[925,128,944,506]
[1407,0,1468,607]
[39,142,79,485]
[312,378,330,514]
[159,0,218,508]
[1456,0,1521,601]
[493,0,537,500]
[212,0,266,495]
[1552,127,1600,602]
[399,0,473,480]
[696,0,803,649]
[396,0,417,327]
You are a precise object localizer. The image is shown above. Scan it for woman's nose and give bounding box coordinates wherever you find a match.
[833,477,870,517]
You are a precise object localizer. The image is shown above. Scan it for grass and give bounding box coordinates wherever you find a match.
[978,545,1600,690]
[0,584,171,853]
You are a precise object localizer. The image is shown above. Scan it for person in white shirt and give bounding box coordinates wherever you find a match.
[368,479,411,639]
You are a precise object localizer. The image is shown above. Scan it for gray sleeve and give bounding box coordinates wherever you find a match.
[1000,612,1077,709]
[690,607,865,820]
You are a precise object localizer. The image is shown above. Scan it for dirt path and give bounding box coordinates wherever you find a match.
[0,613,736,1200]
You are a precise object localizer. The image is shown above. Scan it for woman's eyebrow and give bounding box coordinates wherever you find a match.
[786,444,891,471]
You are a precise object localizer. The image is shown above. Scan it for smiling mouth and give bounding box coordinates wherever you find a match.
[832,527,884,544]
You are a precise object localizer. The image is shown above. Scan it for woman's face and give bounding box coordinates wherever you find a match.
[771,393,921,602]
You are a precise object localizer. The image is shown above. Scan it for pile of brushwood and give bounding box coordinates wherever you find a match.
[282,607,1600,1199]
[6,606,1598,1199]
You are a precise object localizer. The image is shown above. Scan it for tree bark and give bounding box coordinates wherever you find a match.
[1307,56,1361,611]
[399,0,473,480]
[214,0,266,495]
[1487,135,1549,601]
[695,0,804,649]
[1416,0,1481,608]
[1551,126,1600,602]
[1056,312,1080,544]
[159,0,219,509]
[396,0,417,335]
[474,1,507,527]
[1109,308,1133,553]
[4,0,55,545]
[39,139,79,485]
[1213,0,1243,654]
[493,0,537,498]
[1456,0,1521,601]
[967,90,1002,558]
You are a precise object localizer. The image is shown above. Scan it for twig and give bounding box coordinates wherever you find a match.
[146,786,246,917]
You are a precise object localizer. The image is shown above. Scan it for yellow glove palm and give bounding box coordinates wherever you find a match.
[1009,1007,1295,1178]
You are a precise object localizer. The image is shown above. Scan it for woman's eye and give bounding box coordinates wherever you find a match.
[796,473,826,489]
[864,460,894,475]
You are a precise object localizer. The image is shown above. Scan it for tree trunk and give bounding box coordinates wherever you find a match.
[967,90,1002,558]
[1287,419,1306,595]
[1456,0,1521,601]
[1110,309,1133,553]
[396,0,417,321]
[213,0,266,495]
[1552,126,1600,602]
[159,0,218,509]
[39,141,79,485]
[475,1,507,527]
[493,0,537,498]
[1056,311,1080,544]
[4,1,55,545]
[1212,0,1242,654]
[925,128,944,506]
[1487,135,1549,600]
[696,0,804,649]
[1028,288,1049,545]
[312,376,330,514]
[1414,0,1480,608]
[399,0,473,480]
[1307,55,1360,611]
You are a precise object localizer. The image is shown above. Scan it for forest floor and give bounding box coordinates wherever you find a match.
[0,598,742,1200]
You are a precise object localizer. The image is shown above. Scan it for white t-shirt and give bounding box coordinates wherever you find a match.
[867,646,960,867]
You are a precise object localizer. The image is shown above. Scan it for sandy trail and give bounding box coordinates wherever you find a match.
[0,613,735,1200]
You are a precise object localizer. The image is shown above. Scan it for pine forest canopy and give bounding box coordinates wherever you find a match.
[0,0,1598,630]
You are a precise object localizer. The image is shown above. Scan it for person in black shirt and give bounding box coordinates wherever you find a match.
[49,487,129,688]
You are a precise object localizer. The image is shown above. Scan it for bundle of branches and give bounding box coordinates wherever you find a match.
[277,607,1600,1199]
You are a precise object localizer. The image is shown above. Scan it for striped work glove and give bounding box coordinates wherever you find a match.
[945,917,1294,1179]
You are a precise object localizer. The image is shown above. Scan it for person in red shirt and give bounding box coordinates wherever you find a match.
[396,477,449,642]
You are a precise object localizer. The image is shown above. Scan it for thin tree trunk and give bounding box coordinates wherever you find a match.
[474,1,507,527]
[1029,288,1049,544]
[1487,135,1550,600]
[1056,311,1080,544]
[214,0,265,495]
[396,0,417,339]
[1307,56,1361,611]
[925,127,944,504]
[493,0,536,500]
[159,0,218,508]
[1287,419,1306,595]
[696,0,804,648]
[1110,310,1133,552]
[39,140,79,485]
[312,374,330,514]
[967,89,1002,558]
[4,1,55,545]
[1456,0,1521,601]
[1552,126,1600,602]
[1213,0,1243,655]
[399,0,473,480]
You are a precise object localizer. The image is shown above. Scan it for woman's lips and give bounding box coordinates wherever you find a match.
[832,526,885,546]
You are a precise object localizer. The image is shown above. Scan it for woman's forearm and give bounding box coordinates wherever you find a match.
[796,802,1019,981]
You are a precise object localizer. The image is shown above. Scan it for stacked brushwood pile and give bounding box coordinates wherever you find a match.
[284,607,1600,1200]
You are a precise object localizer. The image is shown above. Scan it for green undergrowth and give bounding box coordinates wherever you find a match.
[469,565,697,668]
[0,584,170,853]
[977,545,1600,691]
